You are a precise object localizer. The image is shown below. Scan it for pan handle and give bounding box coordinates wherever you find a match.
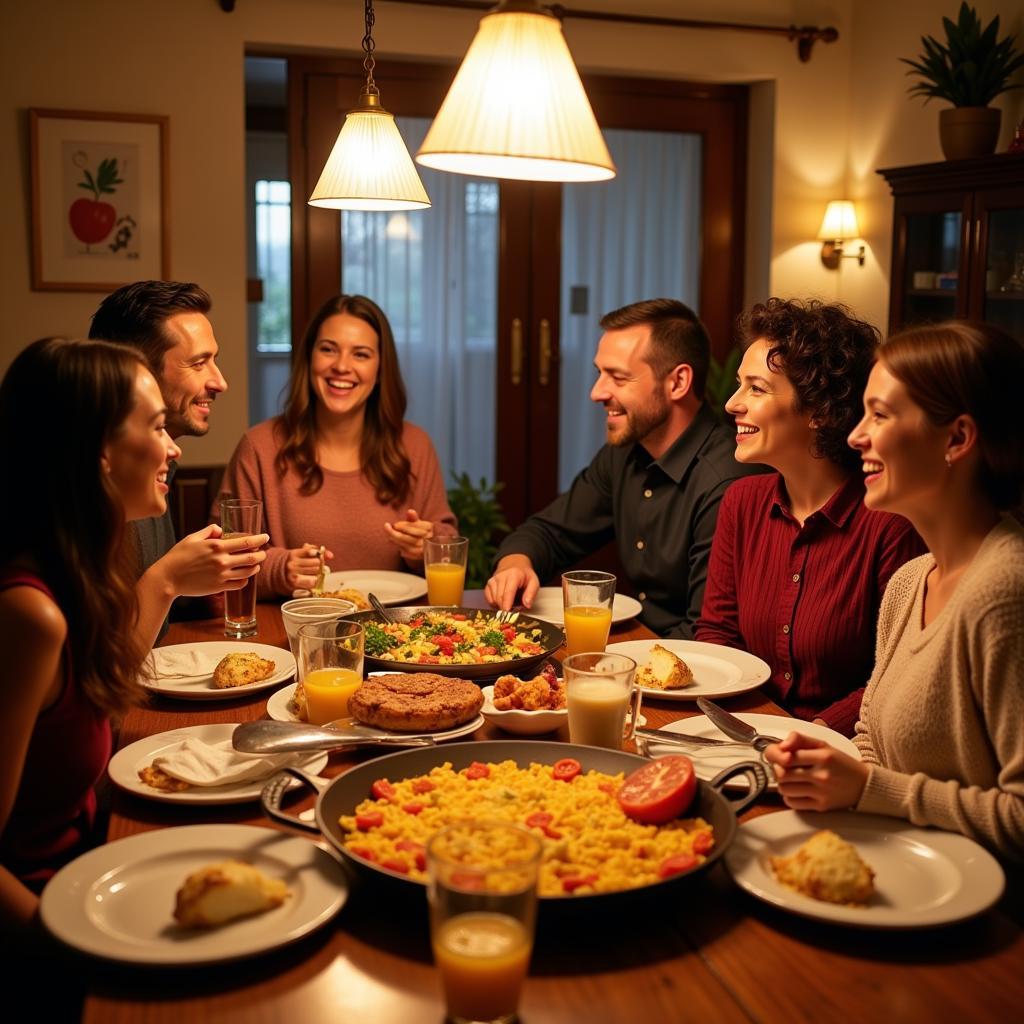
[260,767,324,834]
[708,760,768,816]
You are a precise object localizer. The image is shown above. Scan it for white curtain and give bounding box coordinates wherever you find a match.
[341,117,498,486]
[558,129,702,490]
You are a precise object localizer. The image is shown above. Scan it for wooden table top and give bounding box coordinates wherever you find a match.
[80,595,1024,1023]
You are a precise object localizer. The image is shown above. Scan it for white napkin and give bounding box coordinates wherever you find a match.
[148,648,221,679]
[151,737,315,787]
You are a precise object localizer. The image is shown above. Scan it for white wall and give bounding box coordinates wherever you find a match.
[3,0,1021,464]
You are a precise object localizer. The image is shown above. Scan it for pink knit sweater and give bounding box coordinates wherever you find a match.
[218,419,457,597]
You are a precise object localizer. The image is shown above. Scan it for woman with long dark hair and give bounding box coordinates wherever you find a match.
[696,299,924,734]
[765,321,1024,861]
[0,337,180,936]
[219,294,456,595]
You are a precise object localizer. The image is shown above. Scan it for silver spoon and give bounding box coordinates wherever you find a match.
[232,719,435,754]
[368,592,395,623]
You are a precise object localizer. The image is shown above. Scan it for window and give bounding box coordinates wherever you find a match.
[254,179,291,353]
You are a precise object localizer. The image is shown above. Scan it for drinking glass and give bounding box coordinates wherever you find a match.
[296,619,364,725]
[563,651,640,750]
[281,597,357,657]
[561,570,616,657]
[220,498,263,638]
[424,535,469,605]
[427,821,542,1024]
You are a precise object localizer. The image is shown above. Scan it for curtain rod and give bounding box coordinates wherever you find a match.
[380,0,839,62]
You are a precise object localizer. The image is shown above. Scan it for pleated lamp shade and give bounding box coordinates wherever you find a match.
[416,3,616,183]
[309,93,431,211]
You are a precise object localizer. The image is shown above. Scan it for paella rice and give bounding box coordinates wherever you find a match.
[339,759,714,896]
[365,612,547,666]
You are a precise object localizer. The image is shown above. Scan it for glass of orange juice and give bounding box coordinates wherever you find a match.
[296,619,364,725]
[563,652,640,750]
[424,535,469,606]
[427,821,542,1024]
[561,570,616,657]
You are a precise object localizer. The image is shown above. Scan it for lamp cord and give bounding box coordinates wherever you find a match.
[362,0,378,95]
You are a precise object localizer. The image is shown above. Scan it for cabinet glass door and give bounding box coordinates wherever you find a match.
[981,206,1024,343]
[902,210,961,327]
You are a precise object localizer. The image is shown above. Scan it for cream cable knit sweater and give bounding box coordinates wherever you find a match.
[854,517,1024,862]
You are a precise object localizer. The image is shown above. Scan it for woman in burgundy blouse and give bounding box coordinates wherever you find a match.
[695,299,924,735]
[0,338,182,943]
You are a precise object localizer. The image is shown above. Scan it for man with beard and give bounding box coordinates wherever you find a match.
[90,281,266,636]
[485,298,759,638]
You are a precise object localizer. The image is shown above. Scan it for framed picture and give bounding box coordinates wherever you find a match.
[29,108,170,291]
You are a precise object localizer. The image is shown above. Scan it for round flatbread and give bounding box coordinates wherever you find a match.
[348,673,483,733]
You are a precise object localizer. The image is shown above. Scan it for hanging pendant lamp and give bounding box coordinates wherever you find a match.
[309,0,431,211]
[416,0,616,183]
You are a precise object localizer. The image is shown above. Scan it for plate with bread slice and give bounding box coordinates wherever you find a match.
[606,639,770,701]
[40,824,346,964]
[143,641,295,700]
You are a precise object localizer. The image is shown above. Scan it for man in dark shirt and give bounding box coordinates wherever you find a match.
[485,298,760,639]
[89,281,266,637]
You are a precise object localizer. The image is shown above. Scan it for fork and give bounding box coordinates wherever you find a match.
[494,609,520,625]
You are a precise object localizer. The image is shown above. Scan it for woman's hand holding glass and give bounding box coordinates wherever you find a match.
[763,732,871,812]
[384,507,435,559]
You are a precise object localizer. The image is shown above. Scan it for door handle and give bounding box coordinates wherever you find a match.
[511,318,523,386]
[538,318,553,386]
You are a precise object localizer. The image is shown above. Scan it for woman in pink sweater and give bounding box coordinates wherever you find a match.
[764,322,1024,861]
[220,295,457,597]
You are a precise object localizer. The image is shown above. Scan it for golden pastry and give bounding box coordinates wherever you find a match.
[173,860,290,927]
[770,829,875,906]
[212,652,276,688]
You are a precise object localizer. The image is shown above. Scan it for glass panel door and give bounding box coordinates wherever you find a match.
[902,210,961,328]
[982,205,1024,343]
[558,128,702,490]
[340,117,499,484]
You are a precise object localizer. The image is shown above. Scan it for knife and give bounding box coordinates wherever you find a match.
[632,726,763,752]
[696,697,782,753]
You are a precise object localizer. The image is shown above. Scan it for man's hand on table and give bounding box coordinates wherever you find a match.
[485,555,541,610]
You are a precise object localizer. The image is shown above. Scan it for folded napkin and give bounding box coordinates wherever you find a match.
[152,736,316,787]
[147,648,221,679]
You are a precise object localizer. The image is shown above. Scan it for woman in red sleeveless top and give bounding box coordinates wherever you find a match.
[0,337,181,942]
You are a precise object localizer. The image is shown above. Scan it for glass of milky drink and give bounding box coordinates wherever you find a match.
[220,498,264,638]
[561,570,616,657]
[563,651,640,750]
[427,822,542,1024]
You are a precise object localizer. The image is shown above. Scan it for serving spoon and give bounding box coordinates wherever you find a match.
[233,719,435,754]
[368,592,395,623]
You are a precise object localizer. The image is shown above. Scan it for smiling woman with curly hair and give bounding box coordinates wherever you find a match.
[695,299,925,735]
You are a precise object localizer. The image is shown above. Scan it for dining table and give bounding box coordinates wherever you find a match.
[73,592,1024,1024]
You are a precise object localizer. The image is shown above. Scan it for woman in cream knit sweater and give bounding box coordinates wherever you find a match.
[764,321,1024,862]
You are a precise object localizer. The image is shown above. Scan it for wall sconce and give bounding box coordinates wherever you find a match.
[818,200,865,269]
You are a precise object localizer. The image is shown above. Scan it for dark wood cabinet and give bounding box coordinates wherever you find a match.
[878,152,1024,342]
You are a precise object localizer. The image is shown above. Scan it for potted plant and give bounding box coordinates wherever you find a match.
[902,2,1024,160]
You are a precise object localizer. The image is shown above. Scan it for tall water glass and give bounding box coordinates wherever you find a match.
[221,498,263,638]
[427,822,542,1024]
[561,570,616,656]
[425,535,469,605]
[297,619,364,725]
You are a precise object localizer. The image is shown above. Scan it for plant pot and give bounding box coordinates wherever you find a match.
[939,107,1002,160]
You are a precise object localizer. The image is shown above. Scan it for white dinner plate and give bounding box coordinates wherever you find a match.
[107,724,328,805]
[40,824,348,964]
[606,639,770,701]
[724,810,1005,929]
[650,713,860,790]
[525,587,642,626]
[295,569,427,604]
[479,684,647,736]
[266,682,485,742]
[143,642,295,701]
